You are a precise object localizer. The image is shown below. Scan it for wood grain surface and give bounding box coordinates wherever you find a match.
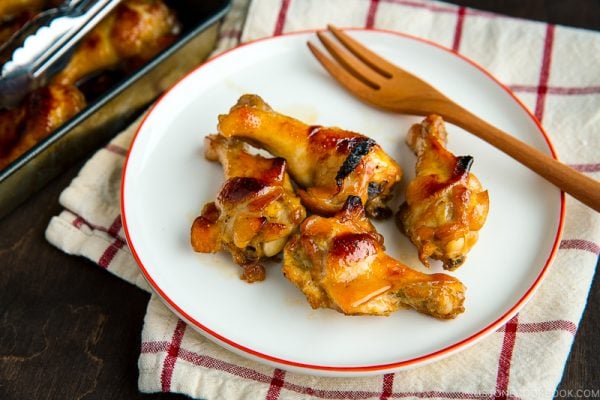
[0,1,598,399]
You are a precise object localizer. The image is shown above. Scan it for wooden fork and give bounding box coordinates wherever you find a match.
[308,25,600,213]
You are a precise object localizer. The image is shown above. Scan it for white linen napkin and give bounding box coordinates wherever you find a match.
[46,0,600,399]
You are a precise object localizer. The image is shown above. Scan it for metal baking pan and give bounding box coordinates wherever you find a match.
[0,0,231,219]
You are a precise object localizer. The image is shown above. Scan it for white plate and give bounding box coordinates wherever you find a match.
[121,30,564,376]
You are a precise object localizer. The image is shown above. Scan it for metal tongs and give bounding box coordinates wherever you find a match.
[0,0,122,108]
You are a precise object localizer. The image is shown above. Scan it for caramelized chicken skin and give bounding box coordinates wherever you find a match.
[191,135,306,282]
[217,94,402,219]
[283,196,465,319]
[397,115,489,270]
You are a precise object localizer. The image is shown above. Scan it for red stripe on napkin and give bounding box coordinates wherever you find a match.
[569,163,600,173]
[107,216,122,237]
[452,6,466,52]
[161,319,187,392]
[534,25,555,121]
[366,0,380,28]
[141,341,169,353]
[274,0,292,35]
[494,315,519,400]
[520,320,577,335]
[510,84,600,96]
[98,216,125,268]
[497,319,577,335]
[71,216,85,229]
[266,369,286,400]
[98,239,125,268]
[379,373,394,400]
[67,210,127,242]
[177,348,274,382]
[560,239,600,255]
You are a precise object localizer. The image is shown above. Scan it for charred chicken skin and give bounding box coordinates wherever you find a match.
[191,135,306,282]
[217,94,402,219]
[283,196,465,319]
[397,115,489,270]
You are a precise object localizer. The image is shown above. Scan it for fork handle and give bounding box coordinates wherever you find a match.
[437,102,600,213]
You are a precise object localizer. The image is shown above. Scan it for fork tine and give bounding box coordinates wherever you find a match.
[316,31,383,89]
[327,25,395,78]
[307,41,377,97]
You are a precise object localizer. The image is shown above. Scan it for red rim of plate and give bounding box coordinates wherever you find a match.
[120,28,566,373]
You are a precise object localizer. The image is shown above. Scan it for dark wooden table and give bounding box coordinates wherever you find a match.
[1,1,598,399]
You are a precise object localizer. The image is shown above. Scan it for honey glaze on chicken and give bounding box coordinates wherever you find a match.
[397,115,489,270]
[217,94,402,219]
[283,196,465,319]
[191,135,306,282]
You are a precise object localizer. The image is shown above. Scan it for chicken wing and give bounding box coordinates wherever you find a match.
[397,115,489,270]
[0,84,86,169]
[52,0,180,86]
[283,196,465,319]
[191,135,306,282]
[217,94,402,219]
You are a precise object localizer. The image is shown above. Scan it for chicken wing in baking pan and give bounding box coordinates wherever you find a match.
[52,0,181,86]
[0,0,231,219]
[283,196,465,319]
[191,135,306,283]
[0,0,180,169]
[397,115,489,270]
[217,94,402,219]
